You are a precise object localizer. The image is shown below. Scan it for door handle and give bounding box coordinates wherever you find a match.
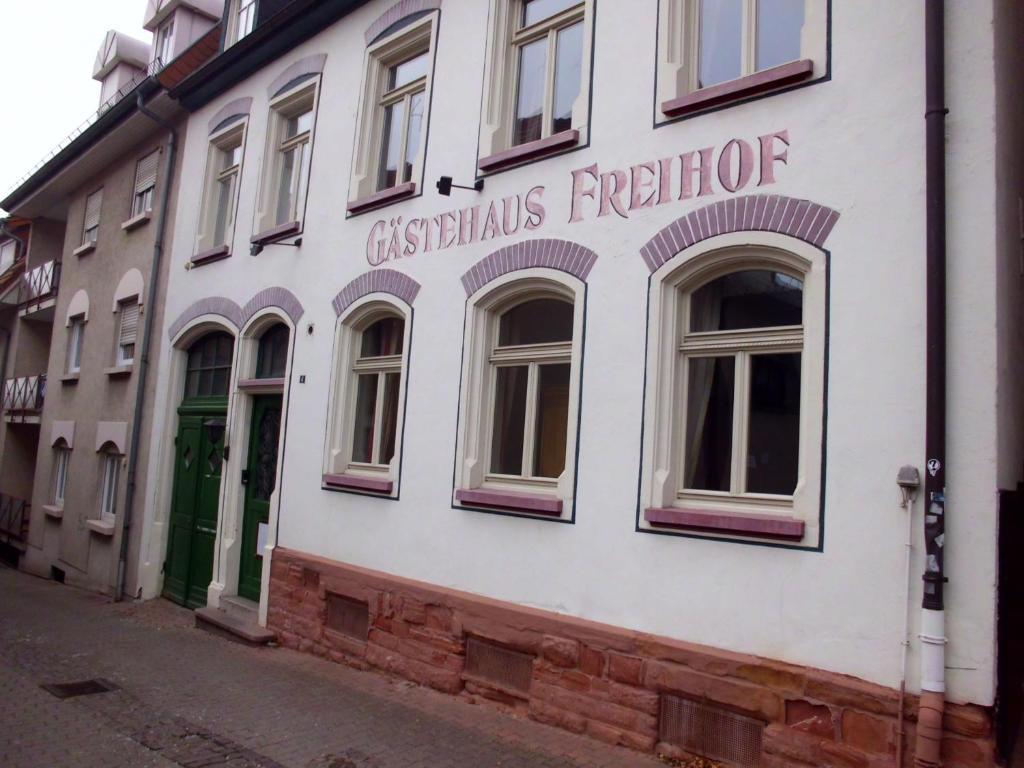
[240,469,249,485]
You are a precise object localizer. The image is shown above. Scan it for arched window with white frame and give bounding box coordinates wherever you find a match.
[324,300,411,497]
[454,273,585,520]
[640,239,826,546]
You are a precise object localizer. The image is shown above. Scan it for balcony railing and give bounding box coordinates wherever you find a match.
[0,494,29,547]
[18,260,60,308]
[3,375,45,414]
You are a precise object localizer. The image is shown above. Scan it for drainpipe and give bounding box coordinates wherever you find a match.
[916,1,948,765]
[114,93,178,601]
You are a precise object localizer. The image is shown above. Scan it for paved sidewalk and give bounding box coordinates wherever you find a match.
[0,566,669,768]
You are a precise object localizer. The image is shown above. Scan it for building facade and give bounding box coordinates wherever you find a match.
[2,0,1021,765]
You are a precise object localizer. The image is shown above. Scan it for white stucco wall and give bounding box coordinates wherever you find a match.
[139,0,1006,706]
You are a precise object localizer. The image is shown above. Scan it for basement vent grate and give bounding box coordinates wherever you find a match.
[41,678,119,699]
[659,694,764,767]
[325,593,369,641]
[464,636,534,693]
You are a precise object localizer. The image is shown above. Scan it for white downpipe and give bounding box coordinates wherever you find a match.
[919,607,947,693]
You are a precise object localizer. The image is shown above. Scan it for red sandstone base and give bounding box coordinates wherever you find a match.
[268,548,996,767]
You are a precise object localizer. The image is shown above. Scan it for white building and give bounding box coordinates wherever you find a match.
[132,1,1023,765]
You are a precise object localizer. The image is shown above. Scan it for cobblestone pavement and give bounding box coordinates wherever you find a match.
[0,566,668,768]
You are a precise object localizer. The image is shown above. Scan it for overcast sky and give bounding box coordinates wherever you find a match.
[0,1,151,211]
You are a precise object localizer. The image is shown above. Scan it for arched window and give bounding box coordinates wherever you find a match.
[640,242,825,546]
[454,275,585,519]
[98,445,121,523]
[324,303,411,496]
[184,332,234,399]
[52,440,71,507]
[255,323,289,379]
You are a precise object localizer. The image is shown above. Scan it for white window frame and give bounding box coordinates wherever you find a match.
[53,445,71,507]
[115,298,140,367]
[349,13,438,205]
[155,16,175,65]
[99,451,121,523]
[196,119,247,253]
[82,189,103,245]
[453,271,584,517]
[228,0,257,45]
[638,233,826,545]
[131,151,160,218]
[478,0,594,164]
[0,240,16,272]
[67,315,85,374]
[325,297,411,494]
[656,0,827,120]
[255,77,319,236]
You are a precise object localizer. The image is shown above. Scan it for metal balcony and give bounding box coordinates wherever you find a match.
[18,260,60,319]
[3,375,45,423]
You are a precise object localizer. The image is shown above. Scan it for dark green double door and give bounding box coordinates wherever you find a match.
[163,405,226,609]
[237,395,282,602]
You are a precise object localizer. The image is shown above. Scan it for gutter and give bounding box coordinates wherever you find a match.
[114,94,178,601]
[916,1,949,765]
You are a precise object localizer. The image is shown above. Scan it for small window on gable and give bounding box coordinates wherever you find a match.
[255,323,289,379]
[98,448,121,522]
[639,244,826,546]
[0,240,16,273]
[657,0,827,120]
[116,299,140,366]
[453,276,585,519]
[255,78,319,238]
[132,151,160,218]
[478,0,593,173]
[67,315,85,374]
[53,442,71,507]
[196,119,246,255]
[348,13,437,213]
[324,304,411,496]
[82,190,103,245]
[229,0,257,45]
[184,332,234,399]
[155,16,175,65]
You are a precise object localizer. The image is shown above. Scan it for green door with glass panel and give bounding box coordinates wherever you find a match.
[237,395,282,601]
[162,332,233,609]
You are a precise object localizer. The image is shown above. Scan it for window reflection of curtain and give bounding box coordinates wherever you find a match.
[534,364,569,478]
[379,372,400,464]
[684,283,722,487]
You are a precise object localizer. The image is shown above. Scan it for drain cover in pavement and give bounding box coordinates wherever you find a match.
[40,678,119,699]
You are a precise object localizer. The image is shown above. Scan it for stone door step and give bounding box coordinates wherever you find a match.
[219,594,260,622]
[195,606,276,646]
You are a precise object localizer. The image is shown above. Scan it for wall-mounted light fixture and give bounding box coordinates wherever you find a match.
[436,176,484,196]
[251,237,303,257]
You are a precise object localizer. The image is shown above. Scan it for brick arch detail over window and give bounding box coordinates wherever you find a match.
[639,194,841,273]
[267,53,327,98]
[365,0,442,44]
[461,239,599,297]
[168,297,244,340]
[332,269,421,316]
[241,287,305,327]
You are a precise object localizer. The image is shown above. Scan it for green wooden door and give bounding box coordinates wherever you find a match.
[162,409,226,608]
[238,395,282,602]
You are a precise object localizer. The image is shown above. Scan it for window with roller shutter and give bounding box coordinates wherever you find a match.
[116,299,139,366]
[131,151,160,218]
[82,190,103,245]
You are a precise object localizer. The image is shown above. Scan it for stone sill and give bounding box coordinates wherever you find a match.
[347,182,416,215]
[60,373,80,384]
[661,59,814,118]
[86,518,116,536]
[120,211,151,232]
[189,245,231,268]
[237,377,285,393]
[644,506,805,541]
[455,488,562,516]
[251,220,300,245]
[104,365,133,378]
[478,129,580,173]
[323,473,393,494]
[42,504,63,520]
[73,241,96,258]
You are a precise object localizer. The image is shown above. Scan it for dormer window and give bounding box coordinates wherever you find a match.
[229,0,257,45]
[0,240,16,273]
[155,17,175,66]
